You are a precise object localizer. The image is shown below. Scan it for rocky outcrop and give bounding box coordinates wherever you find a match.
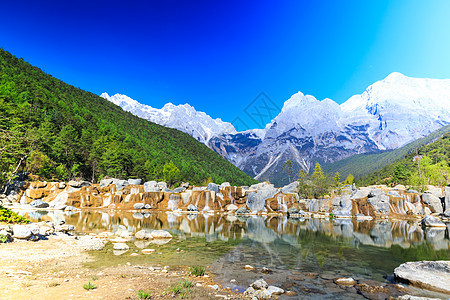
[394,261,450,294]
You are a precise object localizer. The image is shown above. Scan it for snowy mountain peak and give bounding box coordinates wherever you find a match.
[101,93,237,144]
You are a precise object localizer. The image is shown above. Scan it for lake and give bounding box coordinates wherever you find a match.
[19,209,450,299]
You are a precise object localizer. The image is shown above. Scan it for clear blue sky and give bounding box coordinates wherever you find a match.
[1,0,450,129]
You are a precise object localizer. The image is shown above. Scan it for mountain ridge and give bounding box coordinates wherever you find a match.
[104,72,450,186]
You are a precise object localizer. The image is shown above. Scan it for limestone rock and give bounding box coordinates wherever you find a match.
[206,183,219,193]
[267,285,284,295]
[253,289,272,299]
[133,203,145,209]
[113,243,129,251]
[68,180,90,188]
[421,216,446,227]
[250,279,268,290]
[350,188,371,200]
[99,178,113,188]
[144,181,160,192]
[150,230,172,239]
[394,260,450,293]
[235,207,250,214]
[127,179,142,185]
[422,193,443,213]
[55,224,75,233]
[12,224,32,239]
[187,204,198,211]
[226,204,238,212]
[30,199,49,208]
[135,230,152,240]
[280,181,299,194]
[334,277,356,286]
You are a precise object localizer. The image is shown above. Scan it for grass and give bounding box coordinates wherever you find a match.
[165,279,194,298]
[0,205,30,223]
[136,290,151,299]
[189,265,205,277]
[83,281,97,290]
[0,234,8,243]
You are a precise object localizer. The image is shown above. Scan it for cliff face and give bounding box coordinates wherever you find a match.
[5,178,449,219]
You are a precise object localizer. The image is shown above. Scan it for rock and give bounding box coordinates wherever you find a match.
[207,183,219,193]
[285,291,297,296]
[133,203,145,210]
[209,284,219,290]
[144,181,160,192]
[99,178,113,188]
[187,204,198,211]
[142,249,156,254]
[394,261,450,293]
[396,295,441,300]
[55,224,75,233]
[422,193,443,213]
[29,224,40,235]
[393,184,406,190]
[236,207,250,215]
[158,182,167,190]
[115,225,132,238]
[287,207,299,214]
[280,181,299,194]
[39,226,54,236]
[253,289,272,299]
[247,187,277,213]
[387,191,402,198]
[135,230,152,240]
[144,204,152,209]
[267,285,284,295]
[181,182,189,188]
[163,188,174,193]
[49,192,69,208]
[444,186,450,215]
[334,277,356,286]
[112,179,129,191]
[68,180,90,188]
[64,205,77,211]
[220,182,230,188]
[30,199,49,208]
[12,225,32,239]
[173,187,186,193]
[150,230,172,239]
[424,186,444,198]
[226,204,238,212]
[0,230,12,242]
[53,204,67,210]
[368,194,390,214]
[407,189,419,194]
[113,243,129,251]
[369,189,384,197]
[350,188,371,200]
[421,216,446,227]
[251,279,268,290]
[261,267,272,274]
[244,265,255,271]
[127,179,142,185]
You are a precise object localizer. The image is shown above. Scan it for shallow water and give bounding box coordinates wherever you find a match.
[20,210,450,298]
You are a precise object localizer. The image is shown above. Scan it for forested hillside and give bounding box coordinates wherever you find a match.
[323,125,450,180]
[0,49,257,186]
[357,131,450,188]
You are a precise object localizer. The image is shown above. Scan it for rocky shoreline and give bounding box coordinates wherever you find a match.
[2,178,450,221]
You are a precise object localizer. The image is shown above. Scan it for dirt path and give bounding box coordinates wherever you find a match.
[0,237,243,300]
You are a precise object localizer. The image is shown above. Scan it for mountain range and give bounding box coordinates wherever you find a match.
[102,72,450,186]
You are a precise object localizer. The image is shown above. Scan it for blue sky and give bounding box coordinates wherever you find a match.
[1,1,450,129]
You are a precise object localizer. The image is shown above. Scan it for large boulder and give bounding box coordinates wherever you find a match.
[444,186,450,215]
[247,186,278,213]
[421,216,446,228]
[150,230,172,239]
[394,261,450,293]
[280,181,299,194]
[127,179,142,185]
[112,179,129,191]
[206,183,219,193]
[350,188,371,200]
[68,180,90,188]
[48,192,69,208]
[133,203,145,210]
[367,194,390,214]
[30,199,49,208]
[144,181,160,192]
[12,224,32,239]
[422,193,443,214]
[99,178,114,188]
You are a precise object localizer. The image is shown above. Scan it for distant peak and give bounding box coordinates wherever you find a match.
[383,72,407,82]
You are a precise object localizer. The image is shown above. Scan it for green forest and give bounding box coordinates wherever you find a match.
[357,132,450,189]
[0,49,257,187]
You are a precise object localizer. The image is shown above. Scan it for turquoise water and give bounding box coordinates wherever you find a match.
[21,210,450,298]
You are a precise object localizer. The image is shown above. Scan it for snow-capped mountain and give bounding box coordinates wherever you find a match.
[102,72,450,186]
[100,93,236,143]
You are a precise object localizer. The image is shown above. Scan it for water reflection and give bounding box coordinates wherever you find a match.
[19,209,449,298]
